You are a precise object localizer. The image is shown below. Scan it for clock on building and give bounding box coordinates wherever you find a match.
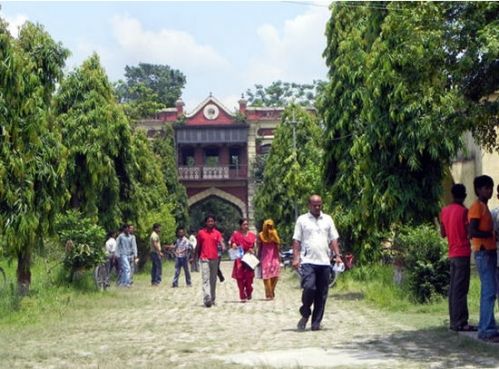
[203,104,219,120]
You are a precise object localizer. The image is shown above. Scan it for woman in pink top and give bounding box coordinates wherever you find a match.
[257,219,281,300]
[229,218,256,302]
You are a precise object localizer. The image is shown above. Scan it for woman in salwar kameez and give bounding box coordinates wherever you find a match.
[257,219,281,300]
[229,218,256,302]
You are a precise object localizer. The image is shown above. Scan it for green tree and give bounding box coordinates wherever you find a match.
[0,21,69,293]
[319,4,385,259]
[115,63,186,118]
[442,2,499,151]
[321,2,470,262]
[245,80,325,107]
[151,125,189,227]
[253,105,325,244]
[55,55,179,267]
[54,54,132,230]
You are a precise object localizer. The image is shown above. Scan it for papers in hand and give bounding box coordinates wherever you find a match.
[241,253,260,270]
[229,246,244,260]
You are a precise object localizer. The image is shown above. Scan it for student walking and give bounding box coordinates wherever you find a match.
[171,226,193,288]
[229,218,256,302]
[257,219,281,300]
[440,184,476,332]
[469,175,499,342]
[197,215,225,307]
[292,194,341,331]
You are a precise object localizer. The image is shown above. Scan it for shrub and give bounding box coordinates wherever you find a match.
[332,206,386,264]
[394,224,449,303]
[54,210,106,278]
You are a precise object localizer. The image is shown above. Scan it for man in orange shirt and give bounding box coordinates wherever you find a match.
[469,175,498,342]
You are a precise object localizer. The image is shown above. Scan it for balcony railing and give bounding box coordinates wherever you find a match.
[178,166,247,180]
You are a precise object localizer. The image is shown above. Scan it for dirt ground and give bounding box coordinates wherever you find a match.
[1,261,499,369]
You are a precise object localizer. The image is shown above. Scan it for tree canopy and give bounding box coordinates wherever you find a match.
[320,1,498,262]
[0,21,70,293]
[253,106,325,244]
[54,54,173,241]
[151,125,189,228]
[245,80,325,107]
[115,63,186,119]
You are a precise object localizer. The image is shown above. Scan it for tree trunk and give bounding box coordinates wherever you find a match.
[17,248,32,296]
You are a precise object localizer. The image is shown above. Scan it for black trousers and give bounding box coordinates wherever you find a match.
[300,264,331,328]
[449,256,470,329]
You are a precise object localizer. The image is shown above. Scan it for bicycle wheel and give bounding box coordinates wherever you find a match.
[0,267,6,292]
[94,264,108,291]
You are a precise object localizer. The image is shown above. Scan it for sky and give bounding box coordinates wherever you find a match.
[0,1,331,112]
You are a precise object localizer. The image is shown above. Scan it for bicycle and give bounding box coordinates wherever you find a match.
[94,263,108,291]
[94,256,120,290]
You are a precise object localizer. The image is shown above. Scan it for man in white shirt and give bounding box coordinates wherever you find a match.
[292,194,341,331]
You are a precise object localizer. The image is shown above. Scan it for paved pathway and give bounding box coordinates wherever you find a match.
[1,261,499,368]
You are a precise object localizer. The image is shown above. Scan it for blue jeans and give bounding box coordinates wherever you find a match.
[475,250,498,338]
[173,257,191,286]
[118,254,131,286]
[151,252,162,285]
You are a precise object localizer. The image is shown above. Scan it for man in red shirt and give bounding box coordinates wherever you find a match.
[197,215,225,307]
[440,184,475,332]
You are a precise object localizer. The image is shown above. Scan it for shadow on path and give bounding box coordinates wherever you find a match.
[333,326,499,368]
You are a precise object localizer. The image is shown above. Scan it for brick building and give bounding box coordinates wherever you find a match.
[136,94,284,224]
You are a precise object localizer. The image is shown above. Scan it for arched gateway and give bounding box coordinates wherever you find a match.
[187,187,246,217]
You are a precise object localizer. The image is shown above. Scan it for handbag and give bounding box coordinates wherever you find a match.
[241,252,260,270]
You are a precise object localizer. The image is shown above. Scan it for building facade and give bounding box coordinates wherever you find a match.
[137,95,284,224]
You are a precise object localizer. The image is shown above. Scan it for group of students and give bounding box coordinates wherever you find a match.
[167,193,341,333]
[440,175,499,342]
[103,194,342,332]
[148,216,283,305]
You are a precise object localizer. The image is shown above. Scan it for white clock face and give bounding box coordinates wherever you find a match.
[203,104,219,120]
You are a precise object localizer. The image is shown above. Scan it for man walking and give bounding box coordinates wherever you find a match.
[197,215,225,307]
[116,224,134,287]
[171,226,192,287]
[440,184,475,332]
[292,194,341,331]
[150,223,163,286]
